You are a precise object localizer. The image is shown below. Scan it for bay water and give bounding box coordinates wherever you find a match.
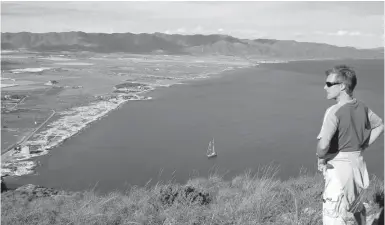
[9,59,384,193]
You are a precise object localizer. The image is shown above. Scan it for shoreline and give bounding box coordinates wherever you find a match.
[1,93,152,177]
[0,65,252,178]
[1,57,383,196]
[2,56,381,179]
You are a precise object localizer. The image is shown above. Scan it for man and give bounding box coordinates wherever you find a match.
[317,65,384,225]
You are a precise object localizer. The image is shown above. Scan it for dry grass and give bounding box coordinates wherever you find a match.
[2,165,383,225]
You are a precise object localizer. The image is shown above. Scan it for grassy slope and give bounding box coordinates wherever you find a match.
[2,165,383,225]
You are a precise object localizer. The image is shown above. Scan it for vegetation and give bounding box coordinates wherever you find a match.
[2,165,383,225]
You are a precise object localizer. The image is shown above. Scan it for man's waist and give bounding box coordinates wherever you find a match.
[338,139,370,151]
[327,150,364,164]
[339,146,364,153]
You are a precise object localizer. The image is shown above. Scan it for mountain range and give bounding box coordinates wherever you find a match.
[1,32,384,59]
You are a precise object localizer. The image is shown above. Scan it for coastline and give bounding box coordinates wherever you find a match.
[2,57,382,181]
[1,92,152,177]
[1,65,252,178]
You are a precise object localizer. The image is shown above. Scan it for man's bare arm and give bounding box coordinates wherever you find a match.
[317,106,338,159]
[317,139,330,159]
[368,123,384,146]
[364,109,384,150]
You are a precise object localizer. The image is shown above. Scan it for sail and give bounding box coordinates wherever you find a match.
[207,138,216,157]
[206,140,212,155]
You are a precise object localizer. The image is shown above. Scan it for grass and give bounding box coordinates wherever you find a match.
[2,165,383,225]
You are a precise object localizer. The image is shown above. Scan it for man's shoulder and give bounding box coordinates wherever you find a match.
[336,99,368,114]
[325,103,343,117]
[355,99,368,109]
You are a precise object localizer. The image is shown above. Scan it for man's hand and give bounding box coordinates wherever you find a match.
[317,156,334,173]
[318,158,326,165]
[317,158,327,172]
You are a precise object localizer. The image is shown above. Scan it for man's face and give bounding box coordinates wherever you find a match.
[324,73,342,100]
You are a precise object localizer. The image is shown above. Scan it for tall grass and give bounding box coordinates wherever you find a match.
[2,165,383,225]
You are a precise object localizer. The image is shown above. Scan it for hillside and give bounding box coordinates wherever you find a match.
[1,32,383,59]
[2,169,384,225]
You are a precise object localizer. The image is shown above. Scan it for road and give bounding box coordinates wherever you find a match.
[8,96,27,111]
[2,109,56,155]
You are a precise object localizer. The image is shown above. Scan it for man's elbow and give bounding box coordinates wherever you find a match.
[317,142,329,158]
[317,149,329,158]
[378,123,384,134]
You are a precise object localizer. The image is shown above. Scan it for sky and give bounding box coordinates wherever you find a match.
[1,1,384,49]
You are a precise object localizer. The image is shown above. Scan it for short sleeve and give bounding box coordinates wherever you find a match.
[368,108,383,129]
[317,106,339,142]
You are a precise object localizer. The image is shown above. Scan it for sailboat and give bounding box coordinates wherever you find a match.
[207,138,217,158]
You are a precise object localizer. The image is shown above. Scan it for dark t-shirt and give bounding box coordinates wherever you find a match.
[318,99,383,153]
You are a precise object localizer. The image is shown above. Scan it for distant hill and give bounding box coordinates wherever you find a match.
[1,32,383,59]
[369,47,384,53]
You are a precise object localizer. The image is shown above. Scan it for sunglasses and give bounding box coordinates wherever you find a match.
[325,82,341,87]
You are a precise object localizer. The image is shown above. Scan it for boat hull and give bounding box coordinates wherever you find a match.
[207,153,217,158]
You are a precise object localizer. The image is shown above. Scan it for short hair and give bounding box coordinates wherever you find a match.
[325,65,357,95]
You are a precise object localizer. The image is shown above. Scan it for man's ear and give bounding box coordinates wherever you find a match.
[340,83,346,92]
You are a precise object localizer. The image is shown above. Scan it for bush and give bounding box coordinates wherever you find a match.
[159,185,211,206]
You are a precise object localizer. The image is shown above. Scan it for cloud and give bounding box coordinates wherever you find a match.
[192,25,203,33]
[162,27,228,36]
[314,30,375,37]
[295,2,383,16]
[176,28,186,33]
[349,31,362,36]
[2,2,382,48]
[314,31,325,35]
[294,32,305,37]
[334,30,349,36]
[226,29,269,39]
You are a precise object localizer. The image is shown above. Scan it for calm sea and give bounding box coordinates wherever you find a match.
[9,59,384,193]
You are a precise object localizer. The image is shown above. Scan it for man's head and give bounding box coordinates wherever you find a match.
[324,65,357,100]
